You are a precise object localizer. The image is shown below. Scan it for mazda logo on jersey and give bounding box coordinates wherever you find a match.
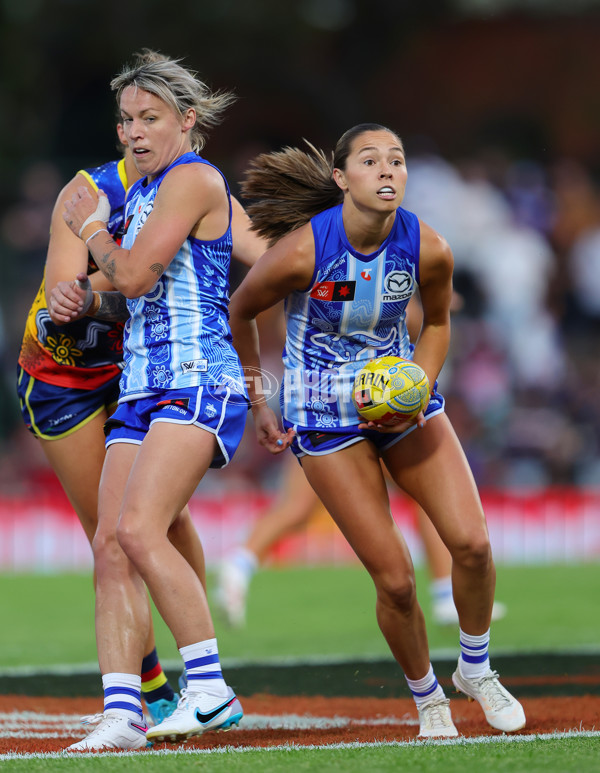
[383,270,413,301]
[310,280,356,301]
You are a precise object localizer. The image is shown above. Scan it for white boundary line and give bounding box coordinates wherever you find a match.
[1,729,598,760]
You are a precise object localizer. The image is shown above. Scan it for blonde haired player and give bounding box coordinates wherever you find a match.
[229,124,523,738]
[52,50,267,751]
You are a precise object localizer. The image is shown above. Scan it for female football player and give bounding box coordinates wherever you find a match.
[228,124,525,738]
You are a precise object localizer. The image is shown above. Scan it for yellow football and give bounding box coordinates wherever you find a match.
[352,356,430,423]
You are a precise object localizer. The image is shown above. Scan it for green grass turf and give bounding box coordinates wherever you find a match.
[1,736,598,772]
[0,562,598,669]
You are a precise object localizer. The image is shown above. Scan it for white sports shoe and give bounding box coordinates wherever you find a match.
[214,559,250,628]
[146,687,243,743]
[433,599,507,626]
[452,664,526,732]
[65,712,149,752]
[417,697,458,738]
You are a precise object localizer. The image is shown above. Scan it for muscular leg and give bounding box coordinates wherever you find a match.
[300,440,431,680]
[382,413,495,635]
[40,412,178,667]
[416,503,452,581]
[93,441,151,675]
[168,507,206,591]
[116,422,218,648]
[40,411,108,544]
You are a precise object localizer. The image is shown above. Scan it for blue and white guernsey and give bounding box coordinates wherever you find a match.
[119,152,247,402]
[282,203,420,430]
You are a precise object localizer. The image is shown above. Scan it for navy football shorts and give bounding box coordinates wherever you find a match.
[17,365,120,440]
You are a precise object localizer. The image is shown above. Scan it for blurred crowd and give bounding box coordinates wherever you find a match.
[1,145,599,495]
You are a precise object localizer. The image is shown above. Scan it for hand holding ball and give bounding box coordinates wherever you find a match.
[352,356,430,424]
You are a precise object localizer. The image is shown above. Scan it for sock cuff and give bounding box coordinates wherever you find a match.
[180,639,219,660]
[102,672,142,690]
[459,629,490,648]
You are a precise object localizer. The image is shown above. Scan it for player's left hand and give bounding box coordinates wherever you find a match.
[252,403,296,454]
[63,187,110,240]
[358,410,426,434]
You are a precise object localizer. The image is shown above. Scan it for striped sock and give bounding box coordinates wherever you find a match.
[180,638,228,699]
[141,648,175,704]
[405,664,445,708]
[459,628,491,679]
[102,672,143,720]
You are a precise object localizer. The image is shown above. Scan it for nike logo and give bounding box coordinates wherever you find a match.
[194,696,235,725]
[130,721,149,733]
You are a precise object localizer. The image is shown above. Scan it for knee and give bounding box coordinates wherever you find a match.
[375,571,417,614]
[452,533,493,572]
[115,516,146,566]
[92,524,126,576]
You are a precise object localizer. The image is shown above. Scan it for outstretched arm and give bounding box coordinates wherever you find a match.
[229,224,315,453]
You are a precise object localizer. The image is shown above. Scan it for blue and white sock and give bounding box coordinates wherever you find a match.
[459,629,491,679]
[405,664,445,708]
[180,638,228,699]
[102,672,143,720]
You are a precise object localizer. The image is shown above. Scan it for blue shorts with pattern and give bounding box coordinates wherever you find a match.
[284,387,445,458]
[104,385,249,469]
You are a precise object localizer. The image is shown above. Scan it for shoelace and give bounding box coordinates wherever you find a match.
[80,713,105,727]
[171,688,191,713]
[475,671,512,710]
[422,699,453,728]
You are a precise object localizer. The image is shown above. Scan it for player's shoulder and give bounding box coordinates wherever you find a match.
[418,218,453,264]
[162,156,224,196]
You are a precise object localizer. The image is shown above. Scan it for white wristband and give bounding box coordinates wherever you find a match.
[78,196,111,237]
[85,227,108,245]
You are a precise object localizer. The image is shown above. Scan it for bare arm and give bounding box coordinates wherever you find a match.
[229,224,315,452]
[230,195,269,267]
[359,222,453,435]
[411,219,454,388]
[44,174,100,309]
[63,163,227,298]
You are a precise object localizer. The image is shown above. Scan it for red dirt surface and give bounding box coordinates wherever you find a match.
[1,693,598,754]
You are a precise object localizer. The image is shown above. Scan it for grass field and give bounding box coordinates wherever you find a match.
[3,736,600,772]
[0,562,598,771]
[0,562,598,667]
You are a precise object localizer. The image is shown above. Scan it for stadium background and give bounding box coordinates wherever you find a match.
[0,0,599,571]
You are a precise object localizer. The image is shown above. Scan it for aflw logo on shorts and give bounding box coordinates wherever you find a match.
[180,359,208,373]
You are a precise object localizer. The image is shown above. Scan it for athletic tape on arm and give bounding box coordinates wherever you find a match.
[78,195,111,238]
